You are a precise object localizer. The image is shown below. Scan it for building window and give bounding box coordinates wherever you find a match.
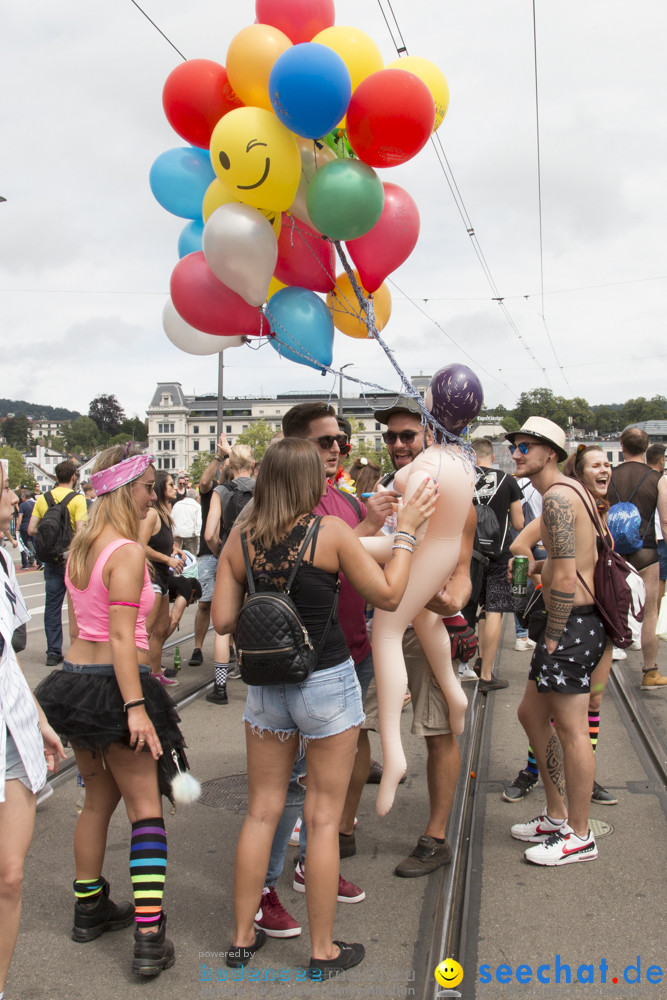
[375,422,382,431]
[226,425,232,433]
[161,393,171,407]
[157,440,162,451]
[193,441,199,451]
[193,425,199,434]
[209,426,215,433]
[209,441,215,452]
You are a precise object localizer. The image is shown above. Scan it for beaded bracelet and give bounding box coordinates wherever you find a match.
[124,698,146,711]
[392,543,415,554]
[395,531,416,543]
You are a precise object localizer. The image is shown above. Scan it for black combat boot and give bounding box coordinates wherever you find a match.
[132,913,176,977]
[71,878,135,943]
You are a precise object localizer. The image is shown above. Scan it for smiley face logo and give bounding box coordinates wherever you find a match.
[434,958,464,990]
[209,106,301,212]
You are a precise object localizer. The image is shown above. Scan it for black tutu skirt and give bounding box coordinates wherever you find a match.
[34,670,189,802]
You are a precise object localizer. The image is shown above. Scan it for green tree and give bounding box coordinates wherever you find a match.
[120,416,148,442]
[189,453,216,483]
[235,419,275,461]
[3,414,30,450]
[88,394,125,438]
[0,446,34,489]
[48,435,67,453]
[62,416,101,455]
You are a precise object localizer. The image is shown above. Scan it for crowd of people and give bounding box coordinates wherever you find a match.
[1,402,666,988]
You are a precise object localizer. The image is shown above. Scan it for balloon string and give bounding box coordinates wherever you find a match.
[332,240,463,448]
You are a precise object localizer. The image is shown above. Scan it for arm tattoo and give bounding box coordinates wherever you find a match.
[542,492,576,559]
[545,588,575,642]
[545,731,565,798]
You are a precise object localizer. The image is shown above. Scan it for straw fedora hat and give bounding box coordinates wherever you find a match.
[505,416,568,463]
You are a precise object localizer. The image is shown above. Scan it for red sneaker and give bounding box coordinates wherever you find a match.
[293,862,365,904]
[254,886,301,938]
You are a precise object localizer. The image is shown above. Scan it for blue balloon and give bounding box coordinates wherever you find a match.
[178,220,204,258]
[149,147,214,220]
[269,43,351,140]
[265,287,334,372]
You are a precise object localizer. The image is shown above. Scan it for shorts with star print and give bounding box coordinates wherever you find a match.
[529,605,606,694]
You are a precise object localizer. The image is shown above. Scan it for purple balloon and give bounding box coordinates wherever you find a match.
[425,365,484,436]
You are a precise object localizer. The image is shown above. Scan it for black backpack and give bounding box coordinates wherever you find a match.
[473,470,504,560]
[33,490,77,565]
[217,478,255,551]
[235,517,339,685]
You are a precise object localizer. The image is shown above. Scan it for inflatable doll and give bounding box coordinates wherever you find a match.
[362,366,484,814]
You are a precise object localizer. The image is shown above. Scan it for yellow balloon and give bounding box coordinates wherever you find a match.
[210,106,301,213]
[226,24,292,111]
[386,56,450,131]
[267,276,286,299]
[312,26,383,125]
[327,271,391,339]
[202,179,282,237]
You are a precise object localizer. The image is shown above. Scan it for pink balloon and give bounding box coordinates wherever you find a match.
[170,252,264,337]
[275,215,336,292]
[346,183,420,292]
[255,0,335,44]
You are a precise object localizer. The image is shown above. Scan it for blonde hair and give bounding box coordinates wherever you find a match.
[67,445,150,588]
[240,438,323,549]
[229,444,254,474]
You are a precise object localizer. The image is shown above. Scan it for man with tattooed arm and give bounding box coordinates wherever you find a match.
[505,417,605,866]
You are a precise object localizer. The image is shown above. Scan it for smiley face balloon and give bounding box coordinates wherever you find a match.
[434,958,464,990]
[209,106,301,213]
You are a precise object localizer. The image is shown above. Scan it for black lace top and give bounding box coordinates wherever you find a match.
[250,516,350,671]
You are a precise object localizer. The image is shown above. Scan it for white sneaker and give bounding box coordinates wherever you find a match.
[524,824,598,866]
[612,647,627,660]
[511,812,567,842]
[514,637,536,652]
[458,665,478,681]
[629,640,642,651]
[288,816,302,847]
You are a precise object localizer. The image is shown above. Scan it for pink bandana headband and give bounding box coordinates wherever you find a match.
[90,454,156,496]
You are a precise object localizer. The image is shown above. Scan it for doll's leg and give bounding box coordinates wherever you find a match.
[412,610,468,736]
[359,534,394,564]
[369,607,410,816]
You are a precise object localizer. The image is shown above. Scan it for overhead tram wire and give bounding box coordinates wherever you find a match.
[531,0,574,396]
[388,277,518,399]
[376,0,555,391]
[129,0,187,61]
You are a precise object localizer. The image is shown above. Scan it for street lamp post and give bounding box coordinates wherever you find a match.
[338,363,353,415]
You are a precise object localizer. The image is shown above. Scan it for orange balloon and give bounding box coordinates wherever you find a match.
[226,24,292,111]
[327,271,391,339]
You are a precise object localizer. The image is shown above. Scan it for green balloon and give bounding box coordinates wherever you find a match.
[306,159,384,241]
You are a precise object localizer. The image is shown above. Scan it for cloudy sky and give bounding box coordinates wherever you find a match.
[2,1,666,420]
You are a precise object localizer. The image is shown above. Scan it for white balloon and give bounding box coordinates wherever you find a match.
[162,299,245,355]
[202,204,277,308]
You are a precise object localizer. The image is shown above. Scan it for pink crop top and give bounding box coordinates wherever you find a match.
[65,539,154,650]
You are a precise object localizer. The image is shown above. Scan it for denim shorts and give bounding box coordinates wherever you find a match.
[4,727,32,790]
[658,539,667,582]
[197,553,218,602]
[242,658,364,741]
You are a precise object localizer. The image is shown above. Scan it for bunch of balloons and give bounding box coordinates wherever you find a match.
[151,0,450,368]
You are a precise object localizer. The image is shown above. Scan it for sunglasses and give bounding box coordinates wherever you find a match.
[508,442,538,456]
[136,481,157,494]
[308,434,351,456]
[382,430,418,445]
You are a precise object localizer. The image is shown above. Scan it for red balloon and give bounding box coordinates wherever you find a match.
[346,183,420,292]
[275,215,336,292]
[255,0,335,44]
[163,60,243,149]
[170,252,264,337]
[346,69,435,168]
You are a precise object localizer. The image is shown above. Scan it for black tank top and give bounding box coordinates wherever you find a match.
[251,516,349,671]
[150,515,174,588]
[610,463,660,549]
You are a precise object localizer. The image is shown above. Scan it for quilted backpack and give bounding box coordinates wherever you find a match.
[235,517,340,685]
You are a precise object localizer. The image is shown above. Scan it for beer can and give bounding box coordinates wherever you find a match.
[511,556,529,599]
